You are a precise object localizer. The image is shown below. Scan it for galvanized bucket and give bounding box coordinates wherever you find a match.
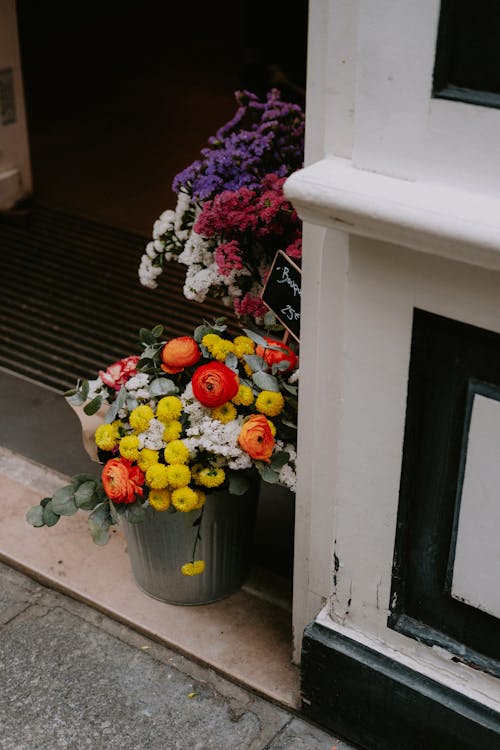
[123,486,259,605]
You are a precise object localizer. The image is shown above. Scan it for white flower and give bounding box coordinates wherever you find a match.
[139,254,163,289]
[125,374,149,391]
[288,369,299,384]
[137,418,165,450]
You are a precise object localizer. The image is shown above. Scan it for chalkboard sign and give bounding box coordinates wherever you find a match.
[261,251,301,341]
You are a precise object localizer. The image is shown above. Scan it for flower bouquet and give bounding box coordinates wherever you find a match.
[27,319,298,602]
[139,89,305,323]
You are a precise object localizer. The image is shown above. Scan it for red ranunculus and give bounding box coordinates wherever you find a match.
[255,338,298,373]
[161,336,201,374]
[99,355,140,391]
[101,458,145,504]
[191,362,239,408]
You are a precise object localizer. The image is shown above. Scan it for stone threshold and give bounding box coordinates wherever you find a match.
[0,446,299,709]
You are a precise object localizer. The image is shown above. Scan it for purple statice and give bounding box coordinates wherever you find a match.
[172,89,305,202]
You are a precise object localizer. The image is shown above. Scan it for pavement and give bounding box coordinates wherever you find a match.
[0,560,355,750]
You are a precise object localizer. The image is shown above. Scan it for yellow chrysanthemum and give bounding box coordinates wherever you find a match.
[232,384,254,406]
[211,402,237,424]
[193,489,206,509]
[165,463,191,489]
[255,390,285,417]
[181,559,205,576]
[118,434,140,460]
[201,333,222,352]
[129,405,154,433]
[94,423,119,451]
[171,486,198,512]
[164,439,190,465]
[243,363,253,377]
[196,467,225,489]
[162,419,183,442]
[156,396,183,422]
[233,336,255,358]
[148,488,171,511]
[137,448,159,471]
[267,419,277,437]
[211,339,235,361]
[145,463,169,489]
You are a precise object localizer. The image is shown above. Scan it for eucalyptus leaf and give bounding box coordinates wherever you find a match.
[252,371,280,392]
[141,345,158,359]
[91,527,110,546]
[281,382,298,395]
[65,392,84,407]
[139,328,156,345]
[88,503,112,544]
[271,451,290,470]
[75,481,97,509]
[83,395,103,416]
[26,505,45,527]
[242,328,269,348]
[194,325,213,343]
[104,386,127,423]
[256,463,280,483]
[124,503,146,524]
[225,352,238,372]
[244,354,266,372]
[42,500,60,527]
[108,500,120,524]
[63,388,78,397]
[126,396,139,411]
[81,380,90,401]
[71,473,98,489]
[264,310,276,327]
[52,485,78,516]
[281,416,298,429]
[149,378,177,396]
[228,473,250,496]
[277,360,291,371]
[152,324,164,338]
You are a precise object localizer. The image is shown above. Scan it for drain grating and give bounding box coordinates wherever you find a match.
[0,205,229,391]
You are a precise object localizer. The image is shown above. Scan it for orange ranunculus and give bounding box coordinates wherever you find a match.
[101,458,145,504]
[238,414,275,463]
[255,338,298,373]
[161,336,201,374]
[191,361,239,408]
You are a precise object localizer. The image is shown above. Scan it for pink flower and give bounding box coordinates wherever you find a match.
[285,237,302,259]
[233,293,268,318]
[215,240,244,275]
[99,355,140,391]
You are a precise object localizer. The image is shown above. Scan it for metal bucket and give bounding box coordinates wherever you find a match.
[123,486,259,605]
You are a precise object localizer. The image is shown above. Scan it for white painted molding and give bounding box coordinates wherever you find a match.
[285,157,500,270]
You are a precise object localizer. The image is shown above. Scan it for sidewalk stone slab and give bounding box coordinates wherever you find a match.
[0,560,43,625]
[0,605,290,750]
[267,717,353,750]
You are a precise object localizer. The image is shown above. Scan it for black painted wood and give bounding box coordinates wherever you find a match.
[433,0,500,109]
[301,622,500,750]
[389,309,500,672]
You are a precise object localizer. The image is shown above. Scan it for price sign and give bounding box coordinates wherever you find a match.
[261,251,301,342]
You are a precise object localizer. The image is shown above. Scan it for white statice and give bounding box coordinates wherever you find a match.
[177,231,213,267]
[152,209,176,240]
[277,442,297,492]
[183,263,221,302]
[139,248,163,289]
[87,377,105,401]
[137,418,165,451]
[125,374,149,392]
[174,192,194,240]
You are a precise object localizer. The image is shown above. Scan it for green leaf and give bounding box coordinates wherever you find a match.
[281,382,298,395]
[194,324,213,343]
[242,328,269,348]
[126,396,139,411]
[124,502,146,524]
[75,480,97,509]
[228,473,250,496]
[26,505,45,527]
[149,378,177,397]
[225,352,238,372]
[108,500,120,524]
[63,388,78,397]
[139,328,156,345]
[51,485,78,516]
[83,395,102,416]
[276,360,291,371]
[88,502,112,545]
[91,527,110,545]
[256,463,280,483]
[152,324,164,338]
[244,354,266,372]
[252,371,280,392]
[271,451,290,470]
[42,500,60,527]
[281,416,297,429]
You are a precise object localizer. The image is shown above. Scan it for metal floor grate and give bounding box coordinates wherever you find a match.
[0,205,228,391]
